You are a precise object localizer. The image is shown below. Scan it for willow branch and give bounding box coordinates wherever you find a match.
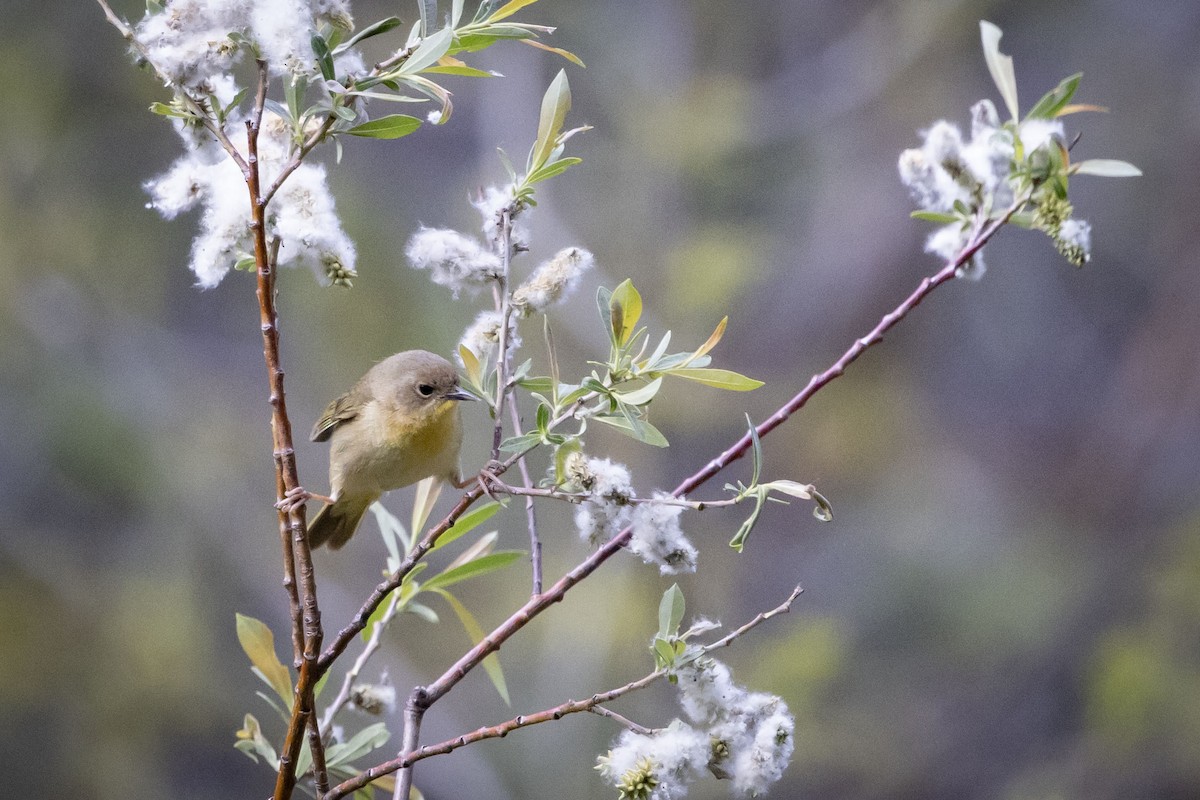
[326,584,804,798]
[507,400,543,595]
[94,0,250,175]
[396,202,1024,716]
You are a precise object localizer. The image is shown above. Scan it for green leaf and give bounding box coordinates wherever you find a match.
[411,476,443,536]
[338,16,403,52]
[1071,158,1142,177]
[346,114,423,139]
[980,21,1019,121]
[612,376,663,407]
[488,0,540,23]
[608,279,642,347]
[521,38,586,67]
[530,70,571,173]
[658,584,685,638]
[668,368,763,391]
[1025,72,1082,120]
[761,480,814,500]
[433,501,503,551]
[524,156,583,186]
[325,722,390,768]
[400,26,454,74]
[728,489,767,553]
[553,438,582,484]
[234,713,279,767]
[425,64,499,78]
[311,33,335,81]
[235,614,292,707]
[747,414,763,488]
[593,414,669,447]
[422,551,525,592]
[910,210,961,224]
[430,588,511,704]
[653,637,678,669]
[499,431,543,452]
[684,316,728,366]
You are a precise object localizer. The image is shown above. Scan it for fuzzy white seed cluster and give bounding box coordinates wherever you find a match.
[406,228,503,297]
[144,110,356,288]
[899,99,1088,279]
[598,658,795,798]
[566,456,697,575]
[511,247,595,317]
[406,184,593,362]
[135,0,356,89]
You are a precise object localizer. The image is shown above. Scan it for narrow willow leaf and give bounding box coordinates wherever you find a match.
[311,33,335,81]
[400,26,454,74]
[235,614,292,706]
[761,480,815,500]
[430,502,504,551]
[728,490,767,553]
[500,432,542,452]
[593,414,669,447]
[609,279,642,346]
[447,531,499,573]
[411,476,443,535]
[1025,72,1082,120]
[1071,159,1142,177]
[685,316,728,366]
[747,414,763,488]
[450,0,465,27]
[653,637,677,669]
[1055,103,1108,116]
[425,63,499,78]
[325,723,390,768]
[459,343,482,388]
[346,114,422,139]
[658,583,685,638]
[407,601,439,624]
[525,156,583,186]
[910,210,961,224]
[980,21,1019,121]
[530,70,571,172]
[669,368,763,391]
[488,0,540,23]
[521,38,586,67]
[422,551,525,591]
[339,16,403,51]
[612,376,663,407]
[431,588,511,704]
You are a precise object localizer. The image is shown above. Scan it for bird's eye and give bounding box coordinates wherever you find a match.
[417,383,436,397]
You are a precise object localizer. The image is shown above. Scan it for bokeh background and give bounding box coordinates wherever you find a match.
[3,1,1199,798]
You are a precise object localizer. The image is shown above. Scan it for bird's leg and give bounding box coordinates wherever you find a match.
[275,486,335,514]
[453,461,505,501]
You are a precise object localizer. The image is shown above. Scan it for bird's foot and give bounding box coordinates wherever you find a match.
[275,486,334,515]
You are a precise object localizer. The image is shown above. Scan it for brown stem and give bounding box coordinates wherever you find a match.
[235,59,324,800]
[393,202,1023,716]
[325,584,804,798]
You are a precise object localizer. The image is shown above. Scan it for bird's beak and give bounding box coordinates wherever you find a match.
[445,388,475,402]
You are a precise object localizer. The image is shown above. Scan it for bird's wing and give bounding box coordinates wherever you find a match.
[311,391,360,442]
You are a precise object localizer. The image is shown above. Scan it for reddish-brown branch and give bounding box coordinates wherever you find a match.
[395,201,1023,722]
[325,585,804,799]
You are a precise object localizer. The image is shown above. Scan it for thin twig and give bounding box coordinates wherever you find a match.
[589,705,654,735]
[507,401,543,594]
[326,584,805,798]
[319,588,404,732]
[491,207,516,461]
[93,0,251,175]
[365,200,1025,734]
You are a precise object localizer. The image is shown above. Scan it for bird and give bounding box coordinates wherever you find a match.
[304,350,473,550]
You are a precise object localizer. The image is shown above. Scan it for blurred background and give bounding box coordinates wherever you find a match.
[3,0,1199,798]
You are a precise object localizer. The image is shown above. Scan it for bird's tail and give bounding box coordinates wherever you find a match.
[307,495,372,550]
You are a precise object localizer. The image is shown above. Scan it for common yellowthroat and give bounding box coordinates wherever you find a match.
[307,350,472,550]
